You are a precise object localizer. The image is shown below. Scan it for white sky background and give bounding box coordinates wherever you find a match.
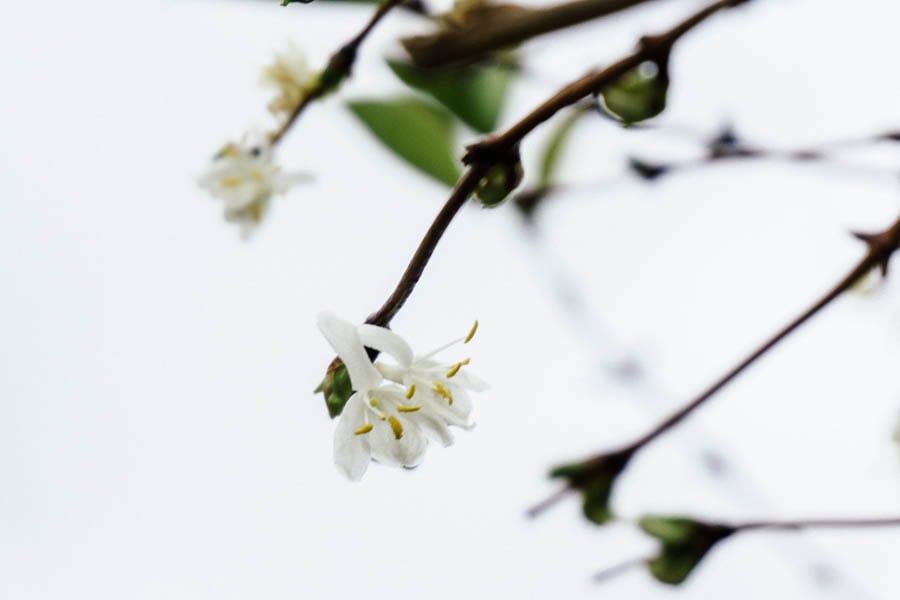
[2,0,900,598]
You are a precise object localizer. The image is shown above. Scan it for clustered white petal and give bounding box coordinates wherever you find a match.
[198,137,293,236]
[261,44,318,119]
[318,312,486,481]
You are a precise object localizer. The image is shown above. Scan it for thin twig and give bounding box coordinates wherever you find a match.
[269,0,404,146]
[735,516,900,532]
[620,214,900,454]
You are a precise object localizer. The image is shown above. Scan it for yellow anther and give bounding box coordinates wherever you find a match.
[222,144,240,158]
[396,405,421,413]
[446,358,470,378]
[220,175,242,188]
[353,423,374,436]
[432,381,454,405]
[369,398,379,407]
[405,383,416,400]
[388,416,404,440]
[464,320,478,344]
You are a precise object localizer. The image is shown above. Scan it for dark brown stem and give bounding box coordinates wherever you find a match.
[269,0,403,146]
[402,0,662,68]
[368,0,749,327]
[365,165,488,326]
[618,214,900,454]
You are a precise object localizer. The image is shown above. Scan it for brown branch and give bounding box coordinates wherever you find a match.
[370,0,749,326]
[365,165,488,326]
[530,213,900,517]
[620,215,900,454]
[402,0,663,68]
[269,0,404,146]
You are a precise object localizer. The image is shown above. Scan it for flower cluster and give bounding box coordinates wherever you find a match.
[260,44,318,120]
[318,312,486,480]
[198,137,298,237]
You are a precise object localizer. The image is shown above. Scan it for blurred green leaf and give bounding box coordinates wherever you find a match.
[348,97,461,186]
[538,108,584,188]
[598,62,668,126]
[549,450,631,525]
[387,60,514,133]
[640,516,734,585]
[639,516,697,544]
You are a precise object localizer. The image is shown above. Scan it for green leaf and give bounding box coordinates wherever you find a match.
[549,450,631,525]
[348,97,461,186]
[640,516,735,585]
[538,108,584,188]
[639,516,698,544]
[387,60,514,133]
[598,61,669,126]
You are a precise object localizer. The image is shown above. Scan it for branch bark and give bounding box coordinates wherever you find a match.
[402,0,663,68]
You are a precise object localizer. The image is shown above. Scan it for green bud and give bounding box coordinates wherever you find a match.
[475,159,523,207]
[598,60,669,126]
[317,359,353,418]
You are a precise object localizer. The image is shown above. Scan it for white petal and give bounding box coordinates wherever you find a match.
[358,324,414,367]
[317,312,381,391]
[424,387,473,427]
[369,417,427,468]
[415,412,455,446]
[449,369,489,392]
[333,395,371,481]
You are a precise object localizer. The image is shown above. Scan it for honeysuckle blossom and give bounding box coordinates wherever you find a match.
[198,137,296,236]
[260,44,318,119]
[317,312,486,480]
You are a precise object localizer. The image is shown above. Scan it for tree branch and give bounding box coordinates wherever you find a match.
[369,0,749,326]
[621,214,900,454]
[402,0,663,68]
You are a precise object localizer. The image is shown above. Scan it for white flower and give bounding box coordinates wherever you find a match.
[198,137,294,236]
[317,312,486,481]
[261,44,318,119]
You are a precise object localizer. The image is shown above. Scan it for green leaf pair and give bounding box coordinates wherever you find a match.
[639,516,735,585]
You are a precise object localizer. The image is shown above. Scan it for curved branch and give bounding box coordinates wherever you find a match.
[371,0,749,326]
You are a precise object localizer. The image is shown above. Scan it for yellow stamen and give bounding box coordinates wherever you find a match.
[446,358,471,378]
[369,397,386,420]
[432,381,454,405]
[388,416,404,440]
[464,320,478,344]
[353,423,373,435]
[396,405,421,413]
[405,383,416,399]
[222,144,240,158]
[221,175,242,188]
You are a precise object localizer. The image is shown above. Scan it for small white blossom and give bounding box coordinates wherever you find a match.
[317,312,486,480]
[198,137,294,236]
[261,44,318,119]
